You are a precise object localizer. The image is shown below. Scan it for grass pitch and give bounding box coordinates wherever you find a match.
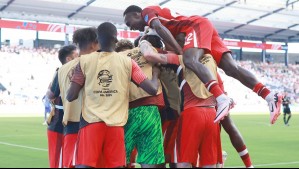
[0,114,298,168]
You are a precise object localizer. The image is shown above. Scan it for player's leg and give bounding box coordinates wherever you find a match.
[124,109,138,168]
[221,115,253,168]
[219,52,282,124]
[283,112,288,125]
[127,148,138,168]
[132,106,165,168]
[63,122,79,168]
[183,48,232,122]
[47,109,64,168]
[199,108,219,168]
[164,119,179,168]
[75,123,106,168]
[176,107,204,168]
[104,125,126,168]
[181,20,233,123]
[47,130,64,168]
[286,110,292,126]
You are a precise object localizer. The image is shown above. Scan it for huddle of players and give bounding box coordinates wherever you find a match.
[46,5,283,168]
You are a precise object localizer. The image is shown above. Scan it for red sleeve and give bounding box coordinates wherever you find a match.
[166,53,180,65]
[71,63,85,86]
[131,60,147,85]
[142,7,160,26]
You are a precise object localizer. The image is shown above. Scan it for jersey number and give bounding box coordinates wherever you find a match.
[185,33,193,46]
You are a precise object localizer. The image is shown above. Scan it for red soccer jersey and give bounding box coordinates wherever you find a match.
[142,6,231,65]
[142,6,192,36]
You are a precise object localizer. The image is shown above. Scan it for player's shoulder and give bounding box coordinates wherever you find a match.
[143,5,161,11]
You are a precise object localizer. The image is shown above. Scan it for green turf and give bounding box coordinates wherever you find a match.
[0,115,298,168]
[0,118,48,168]
[221,114,299,168]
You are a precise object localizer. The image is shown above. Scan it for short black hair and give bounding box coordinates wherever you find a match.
[144,35,163,49]
[97,22,117,45]
[58,45,77,64]
[123,5,142,16]
[115,39,134,52]
[73,27,98,50]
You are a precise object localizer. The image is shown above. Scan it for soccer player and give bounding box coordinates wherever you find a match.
[66,22,161,168]
[138,39,221,168]
[57,27,99,168]
[135,36,181,168]
[144,32,253,168]
[116,39,165,168]
[42,95,51,125]
[282,93,292,126]
[123,5,282,124]
[46,45,79,168]
[215,74,254,168]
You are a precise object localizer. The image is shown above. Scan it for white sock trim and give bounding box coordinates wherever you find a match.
[179,80,187,91]
[239,149,249,157]
[176,66,183,76]
[207,81,217,91]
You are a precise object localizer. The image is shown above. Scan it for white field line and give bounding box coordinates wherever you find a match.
[0,141,47,152]
[0,134,44,138]
[227,161,299,168]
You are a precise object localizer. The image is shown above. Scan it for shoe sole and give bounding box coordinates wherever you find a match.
[271,95,283,125]
[214,106,229,123]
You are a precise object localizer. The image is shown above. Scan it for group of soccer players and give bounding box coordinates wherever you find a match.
[45,4,283,168]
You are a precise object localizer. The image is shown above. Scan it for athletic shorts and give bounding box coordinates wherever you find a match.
[284,108,291,114]
[47,130,64,168]
[76,123,126,168]
[63,133,78,168]
[162,119,179,164]
[63,122,80,168]
[182,18,231,66]
[177,107,220,166]
[125,105,165,165]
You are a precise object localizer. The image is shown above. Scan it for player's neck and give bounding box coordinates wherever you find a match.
[80,49,94,56]
[101,46,114,52]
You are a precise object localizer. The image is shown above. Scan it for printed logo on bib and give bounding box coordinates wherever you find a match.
[97,70,113,87]
[127,49,148,68]
[94,70,118,97]
[200,55,212,65]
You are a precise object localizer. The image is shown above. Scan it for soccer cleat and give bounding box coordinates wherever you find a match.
[214,94,234,123]
[266,92,283,125]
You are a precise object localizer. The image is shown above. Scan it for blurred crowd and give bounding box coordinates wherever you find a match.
[222,61,299,106]
[0,46,60,106]
[0,47,299,106]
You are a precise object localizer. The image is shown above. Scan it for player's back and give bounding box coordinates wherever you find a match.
[80,51,133,126]
[143,6,207,35]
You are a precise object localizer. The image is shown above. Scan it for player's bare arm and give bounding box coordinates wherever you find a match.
[67,82,82,102]
[139,41,168,64]
[139,66,161,96]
